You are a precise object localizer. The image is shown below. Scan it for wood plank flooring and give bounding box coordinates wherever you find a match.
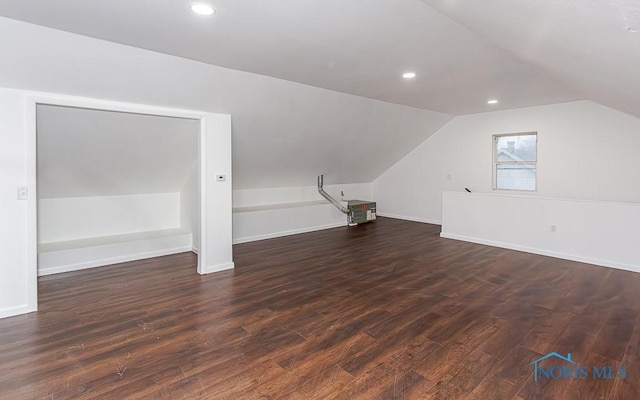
[1,217,639,399]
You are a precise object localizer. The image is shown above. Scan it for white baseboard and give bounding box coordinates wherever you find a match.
[202,261,235,274]
[191,246,200,255]
[377,213,441,226]
[0,304,37,319]
[38,246,192,276]
[233,222,345,244]
[440,232,640,274]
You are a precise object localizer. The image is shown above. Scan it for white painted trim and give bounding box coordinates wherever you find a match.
[440,232,640,274]
[38,246,193,276]
[233,222,346,244]
[197,116,207,274]
[376,213,441,226]
[25,91,211,310]
[191,246,200,255]
[0,304,35,319]
[25,91,211,119]
[25,96,38,313]
[204,262,235,274]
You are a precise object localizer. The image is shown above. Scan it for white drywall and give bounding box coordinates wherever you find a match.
[0,87,232,319]
[232,182,373,242]
[441,192,640,272]
[233,183,373,208]
[234,204,347,244]
[204,113,233,274]
[0,89,30,318]
[36,105,199,199]
[181,162,200,252]
[38,193,181,243]
[0,17,451,189]
[374,101,640,223]
[38,229,192,276]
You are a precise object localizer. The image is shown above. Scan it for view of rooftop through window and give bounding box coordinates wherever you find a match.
[494,132,537,191]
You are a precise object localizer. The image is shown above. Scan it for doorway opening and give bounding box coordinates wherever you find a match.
[36,105,201,276]
[25,94,216,312]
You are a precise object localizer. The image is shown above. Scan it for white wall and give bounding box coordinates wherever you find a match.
[0,89,30,318]
[0,17,451,190]
[36,104,199,199]
[38,229,193,276]
[233,182,373,208]
[234,205,348,244]
[441,192,640,272]
[181,162,200,251]
[232,182,373,243]
[374,101,640,223]
[38,193,181,243]
[203,113,233,274]
[0,87,232,319]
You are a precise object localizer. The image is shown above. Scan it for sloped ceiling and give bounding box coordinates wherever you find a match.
[0,0,581,115]
[422,0,640,118]
[0,17,452,189]
[1,1,638,193]
[37,105,198,199]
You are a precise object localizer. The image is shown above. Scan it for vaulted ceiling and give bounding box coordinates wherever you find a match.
[0,0,590,115]
[423,0,640,118]
[1,1,639,194]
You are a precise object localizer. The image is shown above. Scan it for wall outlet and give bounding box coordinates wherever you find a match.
[550,224,558,232]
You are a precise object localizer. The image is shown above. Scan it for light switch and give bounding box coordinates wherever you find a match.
[17,187,28,200]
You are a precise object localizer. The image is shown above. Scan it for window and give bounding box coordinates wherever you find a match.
[493,132,537,191]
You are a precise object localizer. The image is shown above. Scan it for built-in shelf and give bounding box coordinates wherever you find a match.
[232,201,347,244]
[38,228,193,276]
[38,228,191,252]
[233,200,328,213]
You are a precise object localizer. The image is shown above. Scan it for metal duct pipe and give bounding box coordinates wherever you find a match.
[317,174,348,214]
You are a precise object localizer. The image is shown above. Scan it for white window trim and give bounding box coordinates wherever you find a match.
[492,131,538,192]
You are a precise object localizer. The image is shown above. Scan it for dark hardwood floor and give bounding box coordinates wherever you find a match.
[1,217,639,399]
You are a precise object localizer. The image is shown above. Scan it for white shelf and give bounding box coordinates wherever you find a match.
[233,200,328,213]
[38,228,193,276]
[38,228,190,252]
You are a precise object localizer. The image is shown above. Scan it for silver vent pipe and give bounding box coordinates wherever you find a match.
[317,175,348,214]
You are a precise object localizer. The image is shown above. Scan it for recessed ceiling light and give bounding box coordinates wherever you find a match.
[402,72,416,79]
[190,3,215,16]
[487,99,499,104]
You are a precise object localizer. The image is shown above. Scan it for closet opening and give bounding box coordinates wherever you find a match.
[28,97,211,291]
[24,92,234,314]
[35,104,202,277]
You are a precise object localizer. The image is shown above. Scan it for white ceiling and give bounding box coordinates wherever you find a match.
[37,105,198,198]
[2,1,639,194]
[422,0,640,118]
[0,0,587,115]
[0,17,452,189]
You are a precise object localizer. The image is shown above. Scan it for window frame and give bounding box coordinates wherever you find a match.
[492,131,538,192]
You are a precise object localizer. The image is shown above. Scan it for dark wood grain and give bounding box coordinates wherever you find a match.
[0,217,639,399]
